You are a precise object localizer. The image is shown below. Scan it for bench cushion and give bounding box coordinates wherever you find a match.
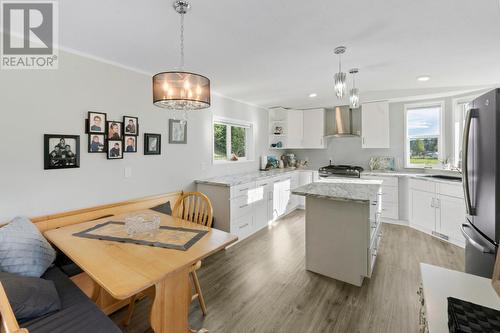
[19,267,121,333]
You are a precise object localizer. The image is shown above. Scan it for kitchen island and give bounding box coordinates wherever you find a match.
[292,178,383,286]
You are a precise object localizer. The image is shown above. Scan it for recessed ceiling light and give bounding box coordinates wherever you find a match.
[417,75,431,82]
[309,93,317,98]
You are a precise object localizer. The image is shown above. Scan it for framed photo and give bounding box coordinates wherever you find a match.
[169,119,187,144]
[144,133,161,155]
[107,140,123,159]
[88,134,106,153]
[124,135,137,153]
[44,135,80,170]
[123,116,139,136]
[87,112,106,134]
[107,121,123,140]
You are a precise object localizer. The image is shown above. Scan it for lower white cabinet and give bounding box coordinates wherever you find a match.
[361,175,399,220]
[409,179,465,247]
[197,170,316,242]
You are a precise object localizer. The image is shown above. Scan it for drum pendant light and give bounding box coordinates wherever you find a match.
[152,1,211,110]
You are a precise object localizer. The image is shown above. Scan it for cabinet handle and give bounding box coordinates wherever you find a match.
[239,188,249,192]
[239,223,249,229]
[260,183,268,186]
[362,137,365,145]
[239,204,249,209]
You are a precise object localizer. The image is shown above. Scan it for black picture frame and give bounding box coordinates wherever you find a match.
[44,134,80,170]
[107,121,123,140]
[107,140,124,159]
[168,119,187,144]
[144,133,161,155]
[87,111,107,134]
[123,116,139,136]
[88,134,106,153]
[123,135,137,153]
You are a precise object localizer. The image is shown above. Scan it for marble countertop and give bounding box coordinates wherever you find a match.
[292,178,382,203]
[195,168,316,187]
[362,170,462,184]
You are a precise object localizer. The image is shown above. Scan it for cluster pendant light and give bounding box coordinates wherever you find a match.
[333,46,360,108]
[349,68,359,109]
[152,1,211,111]
[333,46,347,98]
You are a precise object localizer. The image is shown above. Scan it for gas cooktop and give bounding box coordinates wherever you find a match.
[318,164,364,178]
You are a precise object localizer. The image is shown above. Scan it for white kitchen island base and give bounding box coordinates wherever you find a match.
[293,178,383,287]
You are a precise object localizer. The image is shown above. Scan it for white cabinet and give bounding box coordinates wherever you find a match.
[361,175,399,220]
[287,110,303,148]
[198,170,313,243]
[269,108,325,149]
[409,189,436,232]
[361,101,390,149]
[409,178,465,247]
[302,109,325,149]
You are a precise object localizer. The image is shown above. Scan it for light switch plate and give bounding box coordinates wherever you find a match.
[124,166,132,178]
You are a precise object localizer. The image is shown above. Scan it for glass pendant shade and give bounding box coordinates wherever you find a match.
[334,72,347,98]
[153,71,210,110]
[350,88,359,108]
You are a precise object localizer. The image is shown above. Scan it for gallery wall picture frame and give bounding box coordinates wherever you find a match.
[107,121,123,140]
[44,134,80,170]
[124,135,137,153]
[144,133,161,155]
[168,119,187,144]
[87,111,107,134]
[123,116,139,136]
[107,140,124,159]
[88,134,106,153]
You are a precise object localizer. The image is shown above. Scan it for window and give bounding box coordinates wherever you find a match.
[405,102,444,168]
[213,117,253,162]
[452,97,474,168]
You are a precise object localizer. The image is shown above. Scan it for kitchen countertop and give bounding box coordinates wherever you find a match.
[362,170,462,184]
[195,168,316,187]
[420,263,500,333]
[291,178,382,203]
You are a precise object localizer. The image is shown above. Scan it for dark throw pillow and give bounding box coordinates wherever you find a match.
[150,201,172,215]
[0,272,61,320]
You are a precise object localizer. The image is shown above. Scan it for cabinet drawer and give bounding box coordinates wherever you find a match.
[231,214,254,240]
[409,178,436,193]
[368,232,382,277]
[256,178,272,188]
[230,182,256,199]
[370,197,382,221]
[381,202,399,220]
[437,183,464,199]
[362,175,398,187]
[230,195,253,220]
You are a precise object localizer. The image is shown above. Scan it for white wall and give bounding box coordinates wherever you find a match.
[290,94,474,170]
[0,50,269,221]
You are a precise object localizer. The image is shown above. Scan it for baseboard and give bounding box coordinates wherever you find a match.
[381,218,408,226]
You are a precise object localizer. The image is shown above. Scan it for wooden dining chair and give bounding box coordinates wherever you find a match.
[124,192,213,325]
[173,192,213,316]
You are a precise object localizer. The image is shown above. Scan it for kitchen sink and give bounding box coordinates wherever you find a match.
[420,174,462,182]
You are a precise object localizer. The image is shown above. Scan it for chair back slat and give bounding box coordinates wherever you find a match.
[173,192,213,228]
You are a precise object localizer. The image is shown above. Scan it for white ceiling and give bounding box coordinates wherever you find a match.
[60,0,500,108]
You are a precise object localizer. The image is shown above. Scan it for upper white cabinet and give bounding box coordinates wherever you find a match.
[361,101,390,148]
[269,108,325,149]
[287,110,304,148]
[302,109,325,148]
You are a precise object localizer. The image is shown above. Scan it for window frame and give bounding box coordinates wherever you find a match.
[452,95,478,168]
[212,116,254,164]
[404,101,445,169]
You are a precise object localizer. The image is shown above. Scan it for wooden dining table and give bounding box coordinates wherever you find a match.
[44,209,238,333]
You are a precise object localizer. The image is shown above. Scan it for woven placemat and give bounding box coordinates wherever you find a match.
[73,221,208,251]
[448,297,500,333]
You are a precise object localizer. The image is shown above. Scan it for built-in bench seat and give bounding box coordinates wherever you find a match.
[2,267,121,333]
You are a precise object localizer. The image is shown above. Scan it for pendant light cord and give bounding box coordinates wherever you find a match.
[180,12,185,70]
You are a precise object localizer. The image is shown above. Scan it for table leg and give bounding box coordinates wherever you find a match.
[150,266,194,333]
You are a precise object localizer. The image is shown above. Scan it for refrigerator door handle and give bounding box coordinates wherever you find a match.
[462,108,478,215]
[460,224,494,254]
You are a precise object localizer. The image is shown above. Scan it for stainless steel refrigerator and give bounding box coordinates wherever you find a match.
[461,88,500,278]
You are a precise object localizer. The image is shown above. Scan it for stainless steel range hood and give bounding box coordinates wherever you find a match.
[324,105,361,137]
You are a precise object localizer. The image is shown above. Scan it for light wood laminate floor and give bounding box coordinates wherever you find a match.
[110,210,464,333]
